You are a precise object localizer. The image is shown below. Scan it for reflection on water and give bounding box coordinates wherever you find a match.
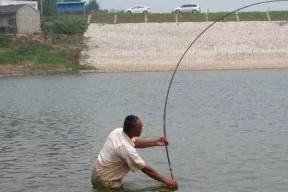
[0,70,288,192]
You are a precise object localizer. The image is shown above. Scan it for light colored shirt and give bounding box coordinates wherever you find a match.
[91,128,146,189]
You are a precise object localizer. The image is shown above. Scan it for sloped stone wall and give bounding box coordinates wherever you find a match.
[81,21,288,72]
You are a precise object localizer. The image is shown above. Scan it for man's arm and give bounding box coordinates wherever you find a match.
[141,164,178,190]
[134,137,168,148]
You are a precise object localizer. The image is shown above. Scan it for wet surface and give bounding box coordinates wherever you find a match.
[1,70,288,192]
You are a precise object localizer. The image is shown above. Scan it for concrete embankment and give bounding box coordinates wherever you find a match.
[81,21,288,72]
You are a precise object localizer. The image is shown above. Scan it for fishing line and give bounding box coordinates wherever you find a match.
[163,0,288,179]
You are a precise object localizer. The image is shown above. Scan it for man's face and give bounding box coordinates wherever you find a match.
[134,119,143,137]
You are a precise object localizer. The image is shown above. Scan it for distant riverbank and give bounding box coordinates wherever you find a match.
[2,20,288,77]
[0,34,93,77]
[81,21,288,72]
[0,15,91,77]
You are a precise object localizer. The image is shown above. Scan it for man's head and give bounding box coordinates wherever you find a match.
[123,115,143,138]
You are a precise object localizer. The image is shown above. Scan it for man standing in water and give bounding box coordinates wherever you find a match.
[91,115,178,190]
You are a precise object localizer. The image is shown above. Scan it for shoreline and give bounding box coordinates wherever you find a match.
[1,63,288,78]
[1,21,288,77]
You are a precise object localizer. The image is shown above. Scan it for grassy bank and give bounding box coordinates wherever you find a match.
[90,11,288,23]
[0,15,93,77]
[0,35,92,76]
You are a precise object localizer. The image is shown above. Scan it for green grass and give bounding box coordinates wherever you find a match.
[41,15,88,23]
[270,11,288,21]
[207,12,237,21]
[0,52,9,63]
[145,13,175,23]
[0,16,93,76]
[90,11,288,24]
[176,13,207,22]
[89,12,237,23]
[90,13,115,24]
[117,13,150,23]
[41,15,88,35]
[0,39,91,74]
[238,12,268,21]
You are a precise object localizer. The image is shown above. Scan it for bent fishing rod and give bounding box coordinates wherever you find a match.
[162,0,288,179]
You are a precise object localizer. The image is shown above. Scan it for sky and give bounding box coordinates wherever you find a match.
[94,0,288,13]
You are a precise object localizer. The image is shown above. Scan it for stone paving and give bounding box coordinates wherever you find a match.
[81,21,288,72]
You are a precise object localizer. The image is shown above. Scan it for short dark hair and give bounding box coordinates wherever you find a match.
[123,115,139,134]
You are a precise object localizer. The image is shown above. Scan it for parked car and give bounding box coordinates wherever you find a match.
[174,4,201,13]
[124,5,152,14]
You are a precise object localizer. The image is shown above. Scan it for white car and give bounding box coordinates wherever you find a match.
[124,5,152,14]
[174,4,201,14]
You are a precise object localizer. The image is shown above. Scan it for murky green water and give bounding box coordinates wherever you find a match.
[1,70,288,192]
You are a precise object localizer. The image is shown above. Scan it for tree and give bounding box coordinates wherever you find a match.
[86,0,100,14]
[38,0,57,16]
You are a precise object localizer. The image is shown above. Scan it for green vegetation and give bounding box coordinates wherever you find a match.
[0,40,63,65]
[269,11,288,20]
[0,36,91,74]
[238,12,268,21]
[38,0,57,16]
[0,14,92,76]
[1,0,99,76]
[86,0,100,14]
[90,11,288,23]
[0,34,11,48]
[41,15,88,35]
[0,33,92,75]
[1,8,287,76]
[207,12,238,22]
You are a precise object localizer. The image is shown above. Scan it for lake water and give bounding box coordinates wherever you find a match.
[0,70,288,192]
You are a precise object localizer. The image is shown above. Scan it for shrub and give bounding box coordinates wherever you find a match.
[0,34,11,48]
[4,40,48,62]
[41,22,54,35]
[41,18,87,35]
